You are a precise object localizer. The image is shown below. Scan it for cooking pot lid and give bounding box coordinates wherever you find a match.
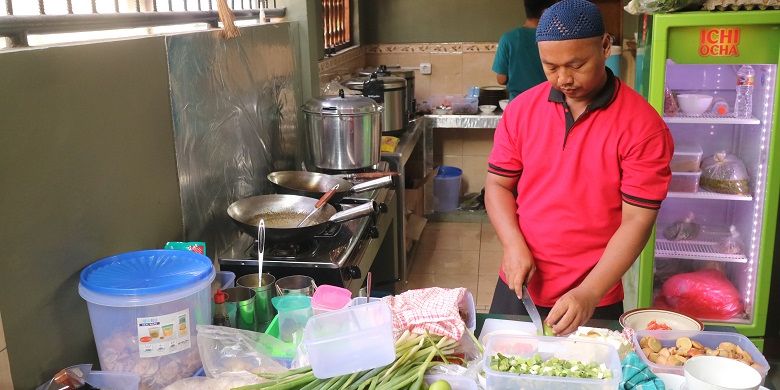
[302,90,382,114]
[358,65,415,79]
[345,74,406,90]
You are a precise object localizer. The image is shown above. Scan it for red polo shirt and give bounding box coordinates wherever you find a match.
[488,72,673,307]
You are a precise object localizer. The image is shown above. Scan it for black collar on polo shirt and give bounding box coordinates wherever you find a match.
[548,67,619,146]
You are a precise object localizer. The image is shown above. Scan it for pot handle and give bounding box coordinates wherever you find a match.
[350,176,393,194]
[328,201,378,224]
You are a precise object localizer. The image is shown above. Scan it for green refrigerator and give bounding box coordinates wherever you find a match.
[636,11,780,348]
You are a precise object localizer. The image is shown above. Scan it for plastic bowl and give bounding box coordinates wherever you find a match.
[684,356,762,390]
[498,99,509,111]
[479,105,497,114]
[677,94,713,115]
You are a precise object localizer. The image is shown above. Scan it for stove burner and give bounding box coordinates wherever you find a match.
[249,240,320,260]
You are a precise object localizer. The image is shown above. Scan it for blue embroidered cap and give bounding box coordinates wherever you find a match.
[536,0,605,42]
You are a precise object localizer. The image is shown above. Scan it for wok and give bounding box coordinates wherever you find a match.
[267,171,394,203]
[227,194,377,243]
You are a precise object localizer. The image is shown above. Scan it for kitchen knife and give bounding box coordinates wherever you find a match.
[521,285,544,336]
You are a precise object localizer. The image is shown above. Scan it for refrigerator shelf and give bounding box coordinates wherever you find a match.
[655,238,748,263]
[663,113,760,125]
[667,190,753,201]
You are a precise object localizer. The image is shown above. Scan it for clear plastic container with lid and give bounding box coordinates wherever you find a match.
[79,249,215,390]
[669,171,702,192]
[484,334,622,390]
[303,300,394,379]
[670,144,703,172]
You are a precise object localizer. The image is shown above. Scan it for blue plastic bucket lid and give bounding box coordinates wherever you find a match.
[79,249,215,307]
[437,166,462,178]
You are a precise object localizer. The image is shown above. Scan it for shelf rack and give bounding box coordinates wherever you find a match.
[655,230,748,263]
[667,190,753,201]
[663,113,760,125]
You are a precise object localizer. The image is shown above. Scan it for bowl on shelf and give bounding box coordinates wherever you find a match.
[479,105,497,114]
[499,99,509,111]
[619,308,703,331]
[676,94,714,116]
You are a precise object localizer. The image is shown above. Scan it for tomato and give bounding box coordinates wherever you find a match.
[647,320,672,331]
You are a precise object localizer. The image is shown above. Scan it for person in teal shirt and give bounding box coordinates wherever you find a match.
[492,0,558,100]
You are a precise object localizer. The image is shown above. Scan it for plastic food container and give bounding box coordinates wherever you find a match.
[271,295,313,344]
[669,171,701,193]
[484,334,622,390]
[671,144,703,172]
[632,330,769,382]
[425,374,478,390]
[79,250,215,390]
[86,371,141,390]
[452,96,479,114]
[304,300,395,379]
[311,284,352,315]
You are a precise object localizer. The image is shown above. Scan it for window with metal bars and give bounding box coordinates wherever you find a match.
[0,0,282,48]
[322,0,351,55]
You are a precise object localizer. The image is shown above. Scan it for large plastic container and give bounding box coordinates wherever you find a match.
[79,250,215,390]
[671,144,703,172]
[631,329,769,383]
[303,300,395,379]
[434,166,463,212]
[669,171,702,192]
[484,334,622,390]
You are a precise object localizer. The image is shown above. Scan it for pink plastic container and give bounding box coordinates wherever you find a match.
[311,285,352,315]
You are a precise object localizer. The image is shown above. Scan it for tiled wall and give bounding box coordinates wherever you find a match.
[436,128,494,195]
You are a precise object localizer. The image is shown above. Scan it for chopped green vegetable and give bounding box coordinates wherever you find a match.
[543,323,555,336]
[489,353,612,380]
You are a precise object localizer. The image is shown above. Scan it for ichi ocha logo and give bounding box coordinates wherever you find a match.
[699,27,741,57]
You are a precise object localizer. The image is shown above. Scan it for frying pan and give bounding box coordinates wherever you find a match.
[267,171,394,203]
[227,194,377,243]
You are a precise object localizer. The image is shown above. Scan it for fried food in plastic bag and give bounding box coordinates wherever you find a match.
[663,213,701,241]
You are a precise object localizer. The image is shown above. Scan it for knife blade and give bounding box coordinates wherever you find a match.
[521,285,544,336]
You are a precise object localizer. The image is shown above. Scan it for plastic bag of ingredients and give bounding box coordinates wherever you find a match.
[663,212,701,241]
[716,225,745,255]
[196,325,290,378]
[659,269,744,320]
[624,0,703,14]
[700,152,750,195]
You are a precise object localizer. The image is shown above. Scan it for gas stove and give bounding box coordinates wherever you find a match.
[218,163,399,294]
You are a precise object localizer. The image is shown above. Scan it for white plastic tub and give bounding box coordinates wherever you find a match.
[484,334,621,390]
[79,250,215,390]
[303,300,394,379]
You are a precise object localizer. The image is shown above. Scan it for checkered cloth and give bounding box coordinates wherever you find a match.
[621,352,666,390]
[382,287,468,340]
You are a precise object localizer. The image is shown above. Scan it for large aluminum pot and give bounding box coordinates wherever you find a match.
[359,65,416,121]
[302,91,382,171]
[345,73,407,134]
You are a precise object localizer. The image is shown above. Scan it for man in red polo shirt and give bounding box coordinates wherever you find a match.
[485,0,673,335]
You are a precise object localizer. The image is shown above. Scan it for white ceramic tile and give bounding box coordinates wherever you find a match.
[412,250,480,275]
[406,274,478,297]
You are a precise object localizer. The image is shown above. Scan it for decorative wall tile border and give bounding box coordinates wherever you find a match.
[318,45,367,73]
[366,42,497,54]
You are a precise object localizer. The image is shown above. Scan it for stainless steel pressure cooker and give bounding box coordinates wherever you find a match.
[301,90,383,171]
[345,73,407,134]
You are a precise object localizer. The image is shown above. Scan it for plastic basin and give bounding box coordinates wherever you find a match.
[79,249,215,389]
[304,300,395,379]
[484,334,622,390]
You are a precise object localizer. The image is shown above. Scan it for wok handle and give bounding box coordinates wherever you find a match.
[316,184,340,208]
[350,176,394,194]
[344,172,398,180]
[329,201,378,224]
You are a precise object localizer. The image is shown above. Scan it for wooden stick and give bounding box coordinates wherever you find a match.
[216,0,241,39]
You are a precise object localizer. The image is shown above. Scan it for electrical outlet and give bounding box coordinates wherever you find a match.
[420,63,432,75]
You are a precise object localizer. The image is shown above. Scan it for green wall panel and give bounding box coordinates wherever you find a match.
[360,0,525,43]
[0,37,183,388]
